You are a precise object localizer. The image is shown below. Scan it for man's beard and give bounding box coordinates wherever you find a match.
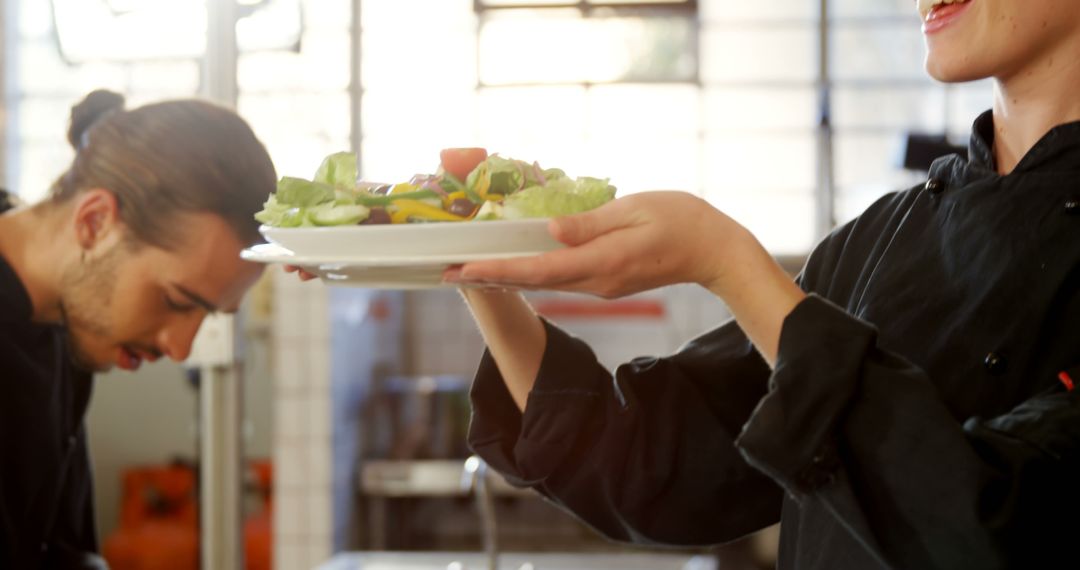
[57,244,126,372]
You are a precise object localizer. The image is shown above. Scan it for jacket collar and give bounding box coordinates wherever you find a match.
[967,109,1080,174]
[0,192,33,325]
[0,254,33,325]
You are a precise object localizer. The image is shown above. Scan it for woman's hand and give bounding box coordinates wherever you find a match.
[444,190,806,365]
[444,191,754,298]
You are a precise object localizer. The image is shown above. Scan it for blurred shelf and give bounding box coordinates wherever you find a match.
[359,459,532,499]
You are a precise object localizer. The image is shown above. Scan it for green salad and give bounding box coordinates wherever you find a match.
[254,149,616,227]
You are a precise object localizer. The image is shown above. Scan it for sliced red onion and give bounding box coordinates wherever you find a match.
[532,161,546,186]
[421,178,449,197]
[405,173,449,197]
[514,161,527,191]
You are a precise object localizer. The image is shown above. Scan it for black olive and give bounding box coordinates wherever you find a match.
[447,198,478,218]
[361,207,391,225]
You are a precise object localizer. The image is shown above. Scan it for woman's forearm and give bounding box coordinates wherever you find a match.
[702,229,806,367]
[460,288,547,411]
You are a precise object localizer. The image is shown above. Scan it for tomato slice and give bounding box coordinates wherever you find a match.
[440,147,488,181]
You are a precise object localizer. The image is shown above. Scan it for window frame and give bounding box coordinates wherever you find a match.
[473,0,700,88]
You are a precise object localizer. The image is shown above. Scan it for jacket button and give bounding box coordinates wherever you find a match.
[984,352,1008,375]
[1065,198,1080,215]
[925,178,946,195]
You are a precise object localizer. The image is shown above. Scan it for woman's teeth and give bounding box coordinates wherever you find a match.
[919,0,969,15]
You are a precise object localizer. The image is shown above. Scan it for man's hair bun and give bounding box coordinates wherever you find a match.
[67,89,126,149]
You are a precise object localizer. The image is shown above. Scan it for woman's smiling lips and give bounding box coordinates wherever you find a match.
[921,0,973,34]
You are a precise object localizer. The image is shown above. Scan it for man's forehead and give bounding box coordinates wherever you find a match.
[168,261,262,312]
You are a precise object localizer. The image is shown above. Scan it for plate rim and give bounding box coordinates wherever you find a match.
[241,243,546,267]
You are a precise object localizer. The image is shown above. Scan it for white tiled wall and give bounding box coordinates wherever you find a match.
[270,278,735,569]
[401,285,733,378]
[271,270,333,570]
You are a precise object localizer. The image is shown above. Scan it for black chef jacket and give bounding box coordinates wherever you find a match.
[0,190,104,569]
[468,110,1080,570]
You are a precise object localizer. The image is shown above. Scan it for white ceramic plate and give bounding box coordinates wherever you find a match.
[240,243,539,289]
[259,218,562,261]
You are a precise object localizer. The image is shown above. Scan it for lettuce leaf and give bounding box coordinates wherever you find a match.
[313,151,358,188]
[275,177,335,207]
[500,177,616,219]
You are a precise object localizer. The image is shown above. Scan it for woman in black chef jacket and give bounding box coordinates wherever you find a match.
[0,91,274,568]
[441,0,1080,568]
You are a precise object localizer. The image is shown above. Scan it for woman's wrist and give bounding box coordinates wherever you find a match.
[696,222,760,297]
[459,286,526,308]
[459,286,544,410]
[700,227,805,366]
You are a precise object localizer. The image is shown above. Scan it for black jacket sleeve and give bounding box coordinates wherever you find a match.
[468,316,783,546]
[464,191,906,548]
[737,294,1080,569]
[467,186,1080,567]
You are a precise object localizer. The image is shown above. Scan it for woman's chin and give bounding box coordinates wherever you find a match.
[924,57,989,84]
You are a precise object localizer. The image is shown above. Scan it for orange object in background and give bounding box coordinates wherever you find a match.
[244,460,274,570]
[103,460,274,570]
[103,463,198,570]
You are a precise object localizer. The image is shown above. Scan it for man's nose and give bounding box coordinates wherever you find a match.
[157,314,206,362]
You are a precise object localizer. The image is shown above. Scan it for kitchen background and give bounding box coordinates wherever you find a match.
[0,0,991,569]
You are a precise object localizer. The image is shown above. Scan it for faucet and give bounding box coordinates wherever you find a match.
[463,455,499,570]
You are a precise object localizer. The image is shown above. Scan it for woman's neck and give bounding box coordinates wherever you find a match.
[991,37,1080,174]
[0,205,65,323]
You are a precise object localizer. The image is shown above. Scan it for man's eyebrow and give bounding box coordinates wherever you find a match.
[174,284,219,313]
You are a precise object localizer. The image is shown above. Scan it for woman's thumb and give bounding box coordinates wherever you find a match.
[549,203,622,246]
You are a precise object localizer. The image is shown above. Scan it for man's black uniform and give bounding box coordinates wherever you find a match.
[1,189,104,569]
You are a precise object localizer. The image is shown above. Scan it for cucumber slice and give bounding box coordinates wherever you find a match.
[308,204,370,226]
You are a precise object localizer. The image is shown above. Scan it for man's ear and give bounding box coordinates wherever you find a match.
[72,188,122,250]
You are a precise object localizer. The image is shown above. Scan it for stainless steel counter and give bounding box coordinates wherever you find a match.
[318,551,718,570]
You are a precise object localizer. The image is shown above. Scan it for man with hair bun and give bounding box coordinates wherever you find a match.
[0,89,276,568]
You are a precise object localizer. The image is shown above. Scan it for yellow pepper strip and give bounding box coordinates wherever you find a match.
[390,182,419,194]
[442,190,468,208]
[390,199,468,224]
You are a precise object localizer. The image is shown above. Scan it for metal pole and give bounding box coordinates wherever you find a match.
[464,456,499,570]
[815,0,835,237]
[2,0,19,191]
[203,0,240,109]
[350,0,363,162]
[198,356,244,570]
[198,2,243,568]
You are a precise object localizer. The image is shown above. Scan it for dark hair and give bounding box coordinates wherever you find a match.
[50,89,275,248]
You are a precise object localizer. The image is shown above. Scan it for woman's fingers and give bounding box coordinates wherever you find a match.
[448,198,641,288]
[449,230,630,293]
[444,191,734,297]
[549,198,637,247]
[283,265,318,281]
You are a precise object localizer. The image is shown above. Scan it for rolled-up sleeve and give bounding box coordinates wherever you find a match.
[468,318,782,546]
[737,294,1080,569]
[735,294,873,493]
[468,319,606,487]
